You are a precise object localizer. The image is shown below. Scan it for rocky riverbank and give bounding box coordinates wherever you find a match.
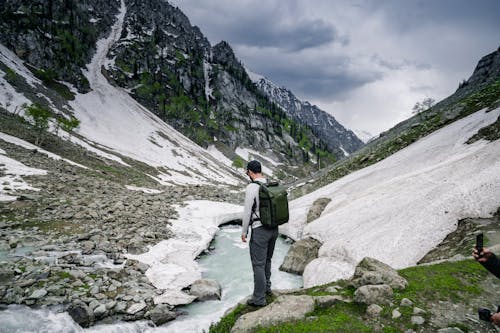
[0,132,243,327]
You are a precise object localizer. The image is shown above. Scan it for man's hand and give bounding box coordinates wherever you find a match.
[491,312,500,326]
[241,234,247,242]
[473,247,493,263]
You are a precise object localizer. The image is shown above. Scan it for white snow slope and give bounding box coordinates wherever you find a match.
[0,0,241,187]
[280,108,500,288]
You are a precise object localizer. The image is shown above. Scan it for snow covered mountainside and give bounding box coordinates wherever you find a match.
[281,107,500,287]
[246,68,364,156]
[0,2,242,187]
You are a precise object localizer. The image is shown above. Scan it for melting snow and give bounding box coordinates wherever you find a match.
[126,200,243,303]
[280,108,500,287]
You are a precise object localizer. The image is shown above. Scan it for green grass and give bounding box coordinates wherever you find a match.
[211,259,490,333]
[255,303,371,333]
[396,259,487,302]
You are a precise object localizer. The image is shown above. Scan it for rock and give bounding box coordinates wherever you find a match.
[153,290,197,306]
[189,279,222,301]
[413,307,426,315]
[67,301,94,328]
[367,304,383,317]
[313,295,351,308]
[392,308,401,319]
[148,304,177,326]
[127,301,147,315]
[401,298,413,306]
[279,237,322,275]
[411,316,425,325]
[81,241,95,254]
[306,198,331,223]
[231,295,315,333]
[0,268,15,284]
[350,257,408,290]
[354,284,393,305]
[29,288,48,299]
[93,304,107,318]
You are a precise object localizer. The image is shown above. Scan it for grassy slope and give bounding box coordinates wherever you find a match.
[211,259,499,333]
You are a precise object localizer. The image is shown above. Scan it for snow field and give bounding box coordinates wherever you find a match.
[279,108,500,287]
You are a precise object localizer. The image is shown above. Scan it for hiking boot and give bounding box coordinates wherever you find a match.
[246,299,266,307]
[266,290,275,297]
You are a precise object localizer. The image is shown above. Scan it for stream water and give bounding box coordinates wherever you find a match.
[0,225,302,333]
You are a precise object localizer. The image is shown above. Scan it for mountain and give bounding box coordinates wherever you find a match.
[0,0,341,179]
[246,68,364,157]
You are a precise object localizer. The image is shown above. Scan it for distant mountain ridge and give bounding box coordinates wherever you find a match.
[0,0,356,179]
[246,68,364,156]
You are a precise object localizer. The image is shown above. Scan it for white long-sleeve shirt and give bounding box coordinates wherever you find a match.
[241,177,267,237]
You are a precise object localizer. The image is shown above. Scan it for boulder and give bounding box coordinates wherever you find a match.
[313,295,351,308]
[306,198,331,223]
[231,295,315,333]
[354,284,393,305]
[350,257,408,290]
[189,279,222,301]
[148,304,177,326]
[279,237,322,275]
[67,301,94,328]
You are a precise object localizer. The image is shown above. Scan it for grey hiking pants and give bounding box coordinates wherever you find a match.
[249,226,279,305]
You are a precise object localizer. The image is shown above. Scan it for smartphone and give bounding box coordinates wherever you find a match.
[476,234,484,254]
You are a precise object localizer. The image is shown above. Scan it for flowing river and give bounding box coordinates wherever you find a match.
[0,225,302,332]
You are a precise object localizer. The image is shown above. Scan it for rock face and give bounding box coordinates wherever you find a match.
[231,295,315,333]
[249,70,364,157]
[350,257,408,290]
[189,279,222,301]
[306,197,332,223]
[279,237,322,275]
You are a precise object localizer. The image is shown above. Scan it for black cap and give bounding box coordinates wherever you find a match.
[246,160,262,173]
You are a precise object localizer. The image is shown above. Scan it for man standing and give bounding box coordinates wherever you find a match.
[241,160,278,307]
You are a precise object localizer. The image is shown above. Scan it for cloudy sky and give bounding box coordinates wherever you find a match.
[171,0,500,136]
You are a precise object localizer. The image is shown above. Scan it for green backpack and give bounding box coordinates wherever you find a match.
[252,180,289,228]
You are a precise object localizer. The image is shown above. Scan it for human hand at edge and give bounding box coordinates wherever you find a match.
[473,247,493,263]
[491,312,500,326]
[241,234,247,242]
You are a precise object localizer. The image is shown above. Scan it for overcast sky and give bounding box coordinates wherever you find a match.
[171,0,500,136]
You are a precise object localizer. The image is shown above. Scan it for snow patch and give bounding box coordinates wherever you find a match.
[0,132,88,169]
[126,200,243,301]
[125,185,163,194]
[280,108,500,287]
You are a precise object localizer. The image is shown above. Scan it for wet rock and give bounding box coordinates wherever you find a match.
[67,300,94,328]
[354,284,393,305]
[93,304,107,318]
[189,279,222,301]
[148,304,177,326]
[231,295,315,333]
[279,237,322,275]
[350,257,408,290]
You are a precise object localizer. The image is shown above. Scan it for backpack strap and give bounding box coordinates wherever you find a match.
[250,181,263,223]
